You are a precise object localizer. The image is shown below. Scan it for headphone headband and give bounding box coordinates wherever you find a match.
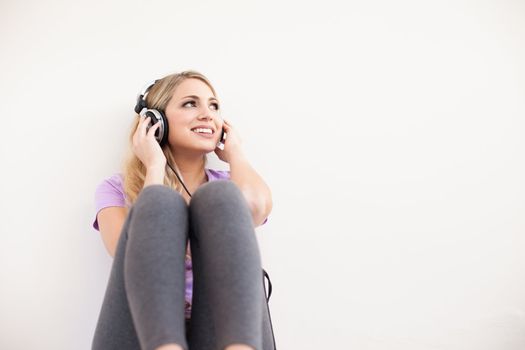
[134,79,160,115]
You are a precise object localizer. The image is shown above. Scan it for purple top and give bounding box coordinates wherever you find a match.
[92,168,268,320]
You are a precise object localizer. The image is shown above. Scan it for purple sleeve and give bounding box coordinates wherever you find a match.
[93,174,126,231]
[208,169,231,180]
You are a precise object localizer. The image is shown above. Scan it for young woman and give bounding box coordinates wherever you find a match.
[91,70,275,350]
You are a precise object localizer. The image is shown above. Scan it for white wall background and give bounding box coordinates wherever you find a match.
[1,0,524,349]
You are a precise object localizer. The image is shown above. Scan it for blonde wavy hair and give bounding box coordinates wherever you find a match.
[121,70,218,207]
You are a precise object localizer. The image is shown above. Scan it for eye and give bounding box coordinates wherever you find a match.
[183,100,220,111]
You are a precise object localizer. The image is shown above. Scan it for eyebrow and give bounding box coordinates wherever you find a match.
[181,95,218,102]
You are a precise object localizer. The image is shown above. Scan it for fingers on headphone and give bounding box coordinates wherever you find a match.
[140,116,151,134]
[147,120,161,137]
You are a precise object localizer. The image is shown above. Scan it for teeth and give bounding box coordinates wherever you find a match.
[192,128,213,134]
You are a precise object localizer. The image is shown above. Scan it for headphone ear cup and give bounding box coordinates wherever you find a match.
[144,109,169,147]
[157,110,169,147]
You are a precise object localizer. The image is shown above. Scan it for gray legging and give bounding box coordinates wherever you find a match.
[91,180,276,350]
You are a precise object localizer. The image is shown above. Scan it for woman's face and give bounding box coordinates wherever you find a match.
[164,78,223,154]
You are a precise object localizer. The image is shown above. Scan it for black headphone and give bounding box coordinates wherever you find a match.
[134,79,170,147]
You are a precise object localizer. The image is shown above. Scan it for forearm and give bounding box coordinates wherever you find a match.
[229,152,272,225]
[143,167,165,189]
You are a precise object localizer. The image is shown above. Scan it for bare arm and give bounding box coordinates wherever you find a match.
[144,166,165,187]
[97,207,128,258]
[229,153,273,227]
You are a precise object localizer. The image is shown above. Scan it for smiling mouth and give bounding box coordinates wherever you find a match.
[191,130,215,138]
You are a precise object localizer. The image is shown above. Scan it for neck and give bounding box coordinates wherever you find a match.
[170,150,207,185]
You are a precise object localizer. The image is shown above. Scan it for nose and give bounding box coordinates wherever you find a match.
[198,112,212,120]
[197,106,218,122]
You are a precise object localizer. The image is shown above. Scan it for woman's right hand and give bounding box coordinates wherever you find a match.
[132,115,167,171]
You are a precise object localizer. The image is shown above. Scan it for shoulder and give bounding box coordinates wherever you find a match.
[97,172,124,188]
[93,173,126,231]
[205,168,230,181]
[94,173,126,207]
[95,173,124,196]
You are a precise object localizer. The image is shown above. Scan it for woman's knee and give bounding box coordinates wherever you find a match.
[134,184,187,214]
[189,180,253,229]
[128,185,189,242]
[189,180,253,242]
[190,180,246,208]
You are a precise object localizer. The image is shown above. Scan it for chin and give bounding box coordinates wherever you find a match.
[170,136,216,151]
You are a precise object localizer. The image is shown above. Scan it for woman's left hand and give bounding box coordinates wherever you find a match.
[214,119,244,163]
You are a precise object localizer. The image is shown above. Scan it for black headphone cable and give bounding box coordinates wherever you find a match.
[165,161,192,198]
